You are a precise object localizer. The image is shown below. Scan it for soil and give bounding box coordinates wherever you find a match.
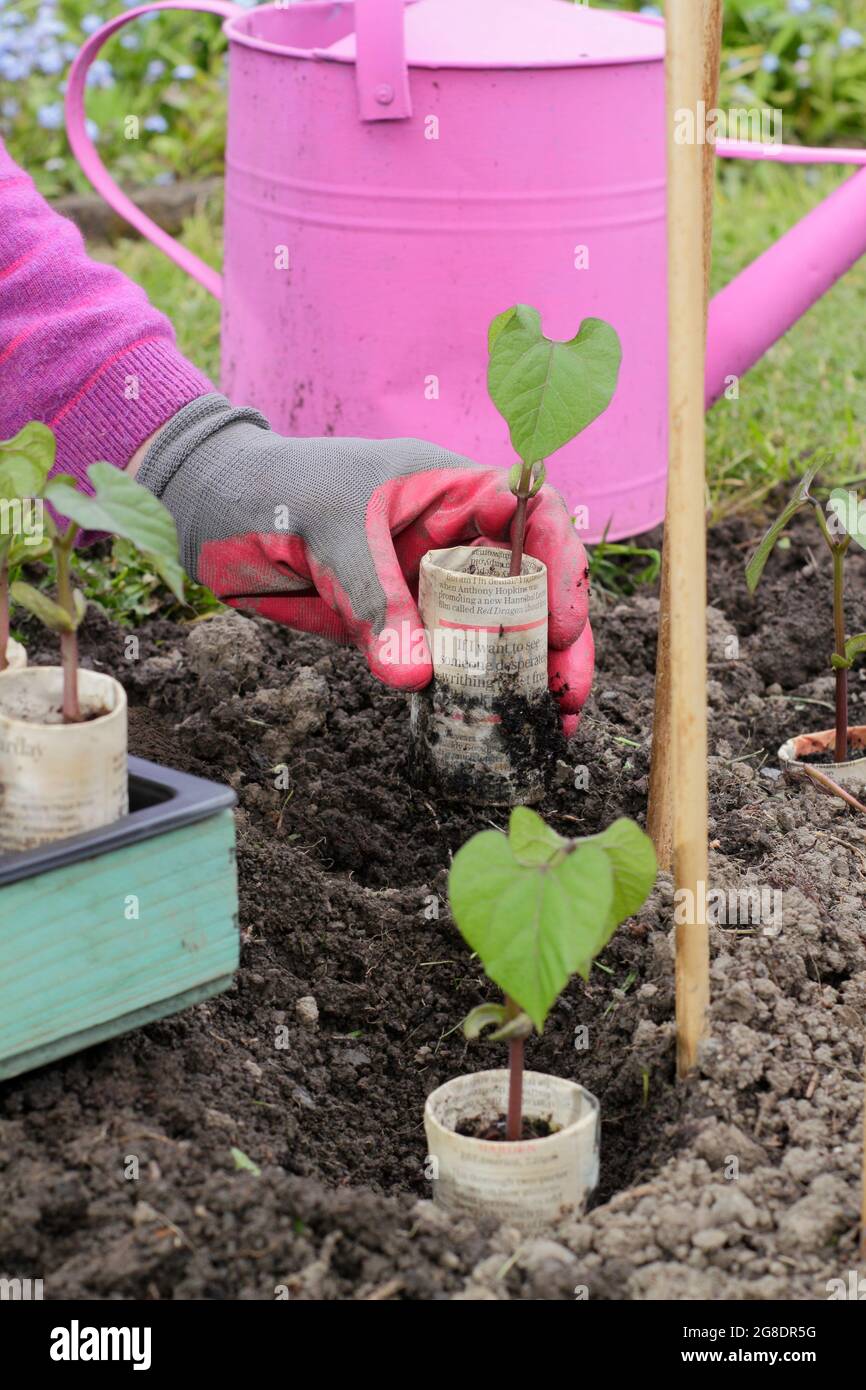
[1,509,865,1301]
[799,750,863,766]
[0,665,116,725]
[457,1116,556,1142]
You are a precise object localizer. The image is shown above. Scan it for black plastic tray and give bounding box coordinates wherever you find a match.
[0,756,237,888]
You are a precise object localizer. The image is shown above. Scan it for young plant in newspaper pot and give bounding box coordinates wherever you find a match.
[423,807,656,1229]
[410,306,621,804]
[746,464,866,792]
[0,423,184,854]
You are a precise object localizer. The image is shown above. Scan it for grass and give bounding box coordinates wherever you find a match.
[95,161,866,535]
[707,161,866,521]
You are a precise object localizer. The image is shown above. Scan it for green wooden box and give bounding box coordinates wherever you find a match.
[0,757,239,1081]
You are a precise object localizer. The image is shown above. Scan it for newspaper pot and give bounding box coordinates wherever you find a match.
[0,666,127,853]
[424,1069,600,1231]
[2,639,26,672]
[410,546,552,805]
[778,724,866,794]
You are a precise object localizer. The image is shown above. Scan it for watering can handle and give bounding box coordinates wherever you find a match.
[64,0,242,301]
[717,138,866,167]
[354,0,412,122]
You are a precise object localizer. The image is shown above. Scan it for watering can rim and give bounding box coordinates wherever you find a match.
[224,0,666,71]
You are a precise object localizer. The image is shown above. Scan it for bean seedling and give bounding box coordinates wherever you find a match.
[746,463,866,763]
[487,305,622,575]
[449,807,656,1141]
[0,422,184,719]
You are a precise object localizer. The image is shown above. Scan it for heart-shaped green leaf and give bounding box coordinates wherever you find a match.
[587,817,658,951]
[450,811,657,1031]
[508,806,568,866]
[47,463,186,601]
[0,422,55,500]
[449,830,614,1029]
[487,305,622,466]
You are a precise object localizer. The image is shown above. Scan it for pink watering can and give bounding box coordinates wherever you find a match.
[66,0,866,542]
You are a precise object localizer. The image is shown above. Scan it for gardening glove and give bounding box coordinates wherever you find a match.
[136,394,594,723]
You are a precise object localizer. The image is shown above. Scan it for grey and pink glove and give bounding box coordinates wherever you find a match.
[137,394,594,730]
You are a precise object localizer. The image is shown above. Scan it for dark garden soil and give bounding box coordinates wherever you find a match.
[1,510,865,1300]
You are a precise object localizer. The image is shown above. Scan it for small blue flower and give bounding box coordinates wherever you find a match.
[152,171,175,186]
[38,47,64,75]
[798,43,813,57]
[1,98,18,118]
[761,53,781,73]
[839,28,864,50]
[37,102,64,130]
[81,14,102,35]
[0,55,26,81]
[85,118,100,142]
[143,113,168,133]
[639,4,662,15]
[172,63,196,80]
[145,58,165,82]
[86,58,115,89]
[119,33,140,50]
[34,17,64,38]
[788,0,811,15]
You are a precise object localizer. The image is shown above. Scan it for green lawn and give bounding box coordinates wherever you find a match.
[95,160,866,525]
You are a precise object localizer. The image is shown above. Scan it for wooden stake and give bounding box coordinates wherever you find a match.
[647,0,722,873]
[665,0,715,1080]
[862,1048,866,1259]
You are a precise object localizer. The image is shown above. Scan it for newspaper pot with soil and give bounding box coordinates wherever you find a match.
[778,723,866,793]
[424,1068,600,1231]
[410,546,554,805]
[0,665,128,854]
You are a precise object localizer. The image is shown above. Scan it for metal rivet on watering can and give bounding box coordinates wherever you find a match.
[375,83,395,106]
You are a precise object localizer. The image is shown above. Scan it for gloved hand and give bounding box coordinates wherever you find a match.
[137,394,594,727]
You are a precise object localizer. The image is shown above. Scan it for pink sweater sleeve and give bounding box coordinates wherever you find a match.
[0,137,213,489]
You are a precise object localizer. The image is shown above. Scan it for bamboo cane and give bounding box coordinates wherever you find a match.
[665,0,715,1079]
[862,1052,866,1258]
[647,0,722,873]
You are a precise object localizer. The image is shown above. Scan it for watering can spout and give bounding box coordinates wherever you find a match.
[706,153,866,408]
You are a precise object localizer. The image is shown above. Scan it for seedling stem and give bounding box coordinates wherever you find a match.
[504,996,524,1140]
[509,462,534,578]
[55,523,81,724]
[0,559,8,674]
